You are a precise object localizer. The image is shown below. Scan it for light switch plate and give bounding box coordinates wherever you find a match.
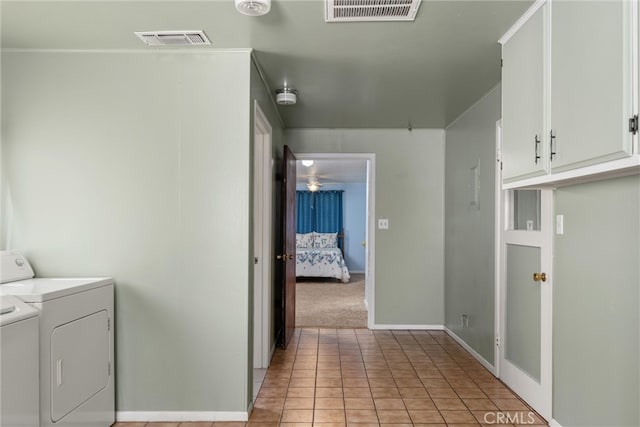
[556,214,564,235]
[378,219,389,229]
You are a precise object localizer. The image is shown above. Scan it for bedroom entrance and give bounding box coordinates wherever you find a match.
[293,153,375,329]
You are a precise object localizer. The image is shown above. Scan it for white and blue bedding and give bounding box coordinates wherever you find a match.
[296,232,351,283]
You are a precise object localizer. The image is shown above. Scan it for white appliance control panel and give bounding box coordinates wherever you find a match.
[0,251,35,283]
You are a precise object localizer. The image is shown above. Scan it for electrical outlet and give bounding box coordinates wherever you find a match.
[378,219,389,229]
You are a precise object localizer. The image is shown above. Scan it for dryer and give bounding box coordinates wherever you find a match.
[0,251,114,427]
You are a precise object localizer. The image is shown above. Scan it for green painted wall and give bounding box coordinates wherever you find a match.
[285,129,445,325]
[1,51,254,413]
[444,86,500,365]
[554,175,640,426]
[248,56,285,398]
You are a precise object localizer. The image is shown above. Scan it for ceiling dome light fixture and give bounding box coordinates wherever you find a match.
[235,0,271,16]
[301,160,314,167]
[276,88,298,105]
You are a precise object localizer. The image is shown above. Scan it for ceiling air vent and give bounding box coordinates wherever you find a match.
[134,31,211,46]
[325,0,421,22]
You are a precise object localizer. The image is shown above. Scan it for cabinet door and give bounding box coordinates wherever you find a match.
[550,0,633,172]
[502,5,547,182]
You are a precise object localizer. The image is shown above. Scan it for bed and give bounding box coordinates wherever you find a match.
[296,231,351,283]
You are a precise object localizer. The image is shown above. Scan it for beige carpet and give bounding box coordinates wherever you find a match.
[296,274,368,328]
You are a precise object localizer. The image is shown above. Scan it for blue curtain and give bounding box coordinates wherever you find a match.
[296,190,343,233]
[314,191,343,233]
[296,191,315,233]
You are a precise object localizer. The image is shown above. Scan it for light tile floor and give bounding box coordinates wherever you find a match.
[113,328,547,427]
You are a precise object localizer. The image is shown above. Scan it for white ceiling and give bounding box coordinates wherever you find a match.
[296,159,367,184]
[0,0,531,128]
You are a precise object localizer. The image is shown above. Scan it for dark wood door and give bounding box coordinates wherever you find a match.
[280,145,297,348]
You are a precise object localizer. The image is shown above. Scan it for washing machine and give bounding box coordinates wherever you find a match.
[0,251,114,427]
[1,295,40,427]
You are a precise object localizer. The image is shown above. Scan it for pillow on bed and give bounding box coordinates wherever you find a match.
[296,232,315,249]
[312,232,338,249]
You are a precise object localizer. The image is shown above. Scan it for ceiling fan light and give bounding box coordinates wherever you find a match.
[235,0,271,16]
[307,182,320,192]
[301,160,314,167]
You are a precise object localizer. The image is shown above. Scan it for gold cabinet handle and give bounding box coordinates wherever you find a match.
[276,254,284,260]
[533,272,547,282]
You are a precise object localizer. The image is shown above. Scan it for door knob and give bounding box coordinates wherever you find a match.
[276,254,285,260]
[533,272,547,282]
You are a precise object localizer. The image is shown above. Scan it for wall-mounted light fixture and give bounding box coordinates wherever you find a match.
[235,0,271,16]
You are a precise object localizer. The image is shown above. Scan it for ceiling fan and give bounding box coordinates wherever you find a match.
[306,176,323,192]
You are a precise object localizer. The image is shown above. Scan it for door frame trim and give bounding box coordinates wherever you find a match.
[294,153,376,328]
[253,100,272,369]
[494,119,503,378]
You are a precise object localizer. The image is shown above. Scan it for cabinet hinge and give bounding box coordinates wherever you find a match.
[108,361,111,376]
[495,335,500,347]
[629,115,638,135]
[107,317,111,331]
[500,58,503,68]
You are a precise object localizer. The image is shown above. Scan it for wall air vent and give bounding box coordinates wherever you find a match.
[325,0,421,22]
[134,31,211,46]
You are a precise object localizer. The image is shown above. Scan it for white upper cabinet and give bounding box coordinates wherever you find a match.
[500,0,638,188]
[502,4,547,182]
[549,0,633,173]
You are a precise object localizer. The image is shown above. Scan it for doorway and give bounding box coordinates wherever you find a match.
[252,101,272,396]
[293,153,376,329]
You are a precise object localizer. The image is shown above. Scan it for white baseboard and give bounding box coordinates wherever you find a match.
[371,324,444,330]
[444,327,496,375]
[116,411,248,422]
[350,270,365,274]
[550,419,563,427]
